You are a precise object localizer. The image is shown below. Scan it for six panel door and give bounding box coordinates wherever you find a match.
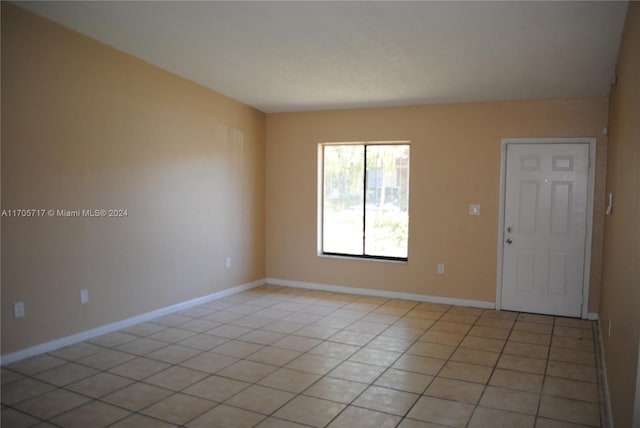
[501,143,589,317]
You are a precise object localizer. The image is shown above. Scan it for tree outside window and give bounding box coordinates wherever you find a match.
[321,143,409,260]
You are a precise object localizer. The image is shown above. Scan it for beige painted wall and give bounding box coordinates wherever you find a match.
[266,99,608,309]
[1,4,266,355]
[600,2,640,427]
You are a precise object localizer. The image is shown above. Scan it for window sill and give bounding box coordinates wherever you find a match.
[318,253,408,264]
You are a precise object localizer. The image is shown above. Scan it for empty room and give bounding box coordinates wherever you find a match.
[1,1,638,427]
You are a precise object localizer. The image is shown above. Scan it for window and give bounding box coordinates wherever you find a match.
[320,142,410,260]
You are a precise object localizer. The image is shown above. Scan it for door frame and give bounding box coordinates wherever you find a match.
[496,138,597,319]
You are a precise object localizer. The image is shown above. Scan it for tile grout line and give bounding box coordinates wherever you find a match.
[392,304,455,428]
[467,308,519,427]
[533,315,556,426]
[324,302,447,427]
[0,286,602,427]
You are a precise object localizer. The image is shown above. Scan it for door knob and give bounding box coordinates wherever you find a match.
[506,238,513,244]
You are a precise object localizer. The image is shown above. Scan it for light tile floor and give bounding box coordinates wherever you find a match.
[1,285,602,427]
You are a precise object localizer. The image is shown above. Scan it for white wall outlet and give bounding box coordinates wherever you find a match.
[80,289,89,304]
[437,263,445,274]
[225,257,232,269]
[468,204,481,216]
[14,301,25,318]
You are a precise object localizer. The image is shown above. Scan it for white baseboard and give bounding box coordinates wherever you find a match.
[1,279,265,365]
[266,278,495,309]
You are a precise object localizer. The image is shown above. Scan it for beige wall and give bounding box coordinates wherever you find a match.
[1,4,266,355]
[0,2,616,363]
[600,2,640,427]
[266,99,608,308]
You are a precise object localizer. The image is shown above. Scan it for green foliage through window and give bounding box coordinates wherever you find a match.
[321,143,409,260]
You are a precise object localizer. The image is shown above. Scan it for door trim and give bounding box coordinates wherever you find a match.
[496,138,596,319]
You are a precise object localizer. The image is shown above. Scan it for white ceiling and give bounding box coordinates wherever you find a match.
[17,1,628,113]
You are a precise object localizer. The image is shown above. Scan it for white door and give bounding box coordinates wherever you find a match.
[501,143,589,317]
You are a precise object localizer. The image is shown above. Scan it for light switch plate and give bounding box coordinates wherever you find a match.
[14,302,25,318]
[80,289,89,304]
[469,204,481,216]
